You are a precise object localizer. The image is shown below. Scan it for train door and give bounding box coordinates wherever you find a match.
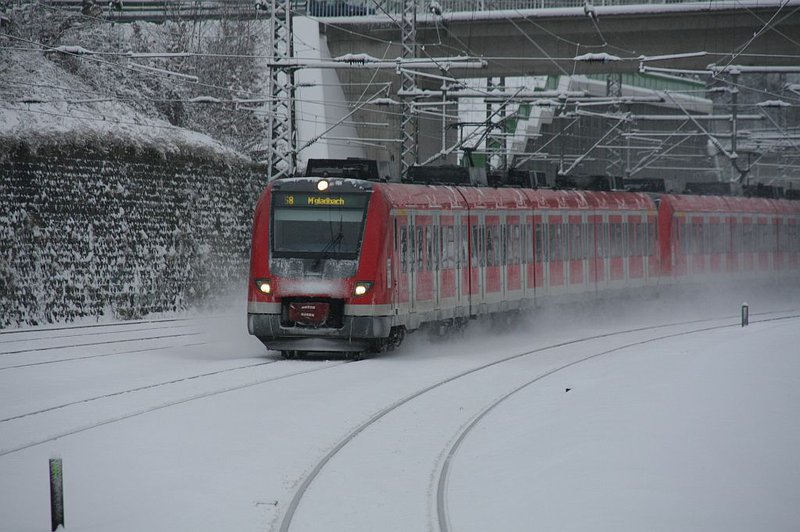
[523,214,535,303]
[728,215,740,275]
[416,215,435,315]
[432,213,441,311]
[646,211,658,280]
[468,211,484,314]
[500,216,507,305]
[408,212,417,316]
[785,214,797,272]
[775,216,785,273]
[458,215,469,309]
[532,214,546,299]
[547,213,566,295]
[672,213,687,279]
[484,214,501,308]
[759,216,775,272]
[587,212,600,294]
[567,213,588,294]
[505,214,522,302]
[709,216,722,274]
[608,214,625,285]
[595,213,610,292]
[394,214,409,317]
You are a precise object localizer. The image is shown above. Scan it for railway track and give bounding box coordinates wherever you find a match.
[0,314,361,457]
[275,310,800,532]
[0,316,227,369]
[0,358,351,457]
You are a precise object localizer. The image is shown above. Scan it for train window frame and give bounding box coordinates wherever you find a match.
[461,222,469,268]
[400,226,408,273]
[417,226,424,271]
[570,223,582,261]
[494,225,501,266]
[426,226,434,272]
[472,226,479,268]
[446,225,455,269]
[501,224,507,266]
[548,223,563,262]
[409,224,415,272]
[486,225,495,267]
[534,222,543,263]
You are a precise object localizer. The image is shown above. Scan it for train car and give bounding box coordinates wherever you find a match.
[247,161,800,358]
[657,194,800,281]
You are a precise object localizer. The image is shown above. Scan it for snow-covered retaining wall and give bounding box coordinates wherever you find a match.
[0,141,266,328]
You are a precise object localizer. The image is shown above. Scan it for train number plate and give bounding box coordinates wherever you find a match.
[288,302,330,326]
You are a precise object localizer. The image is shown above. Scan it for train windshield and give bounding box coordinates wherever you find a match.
[271,191,370,259]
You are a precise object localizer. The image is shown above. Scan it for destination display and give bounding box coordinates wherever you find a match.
[274,192,369,209]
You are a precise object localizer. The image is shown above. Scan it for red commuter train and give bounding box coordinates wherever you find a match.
[247,160,800,358]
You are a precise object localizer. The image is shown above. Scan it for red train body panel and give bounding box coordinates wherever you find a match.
[247,171,800,356]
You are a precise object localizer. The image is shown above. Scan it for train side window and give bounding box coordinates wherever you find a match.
[426,226,433,271]
[494,226,501,266]
[446,226,454,269]
[570,224,581,261]
[680,222,688,255]
[461,223,468,267]
[608,223,616,257]
[520,224,533,264]
[400,227,408,273]
[409,225,415,272]
[636,223,643,257]
[649,221,656,256]
[549,223,559,262]
[582,223,588,259]
[434,225,440,270]
[534,223,543,263]
[471,226,477,267]
[513,224,521,264]
[417,227,424,271]
[486,226,494,267]
[596,223,604,258]
[697,223,703,255]
[510,224,515,265]
[501,225,507,266]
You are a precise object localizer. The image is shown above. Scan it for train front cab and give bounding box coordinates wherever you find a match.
[247,177,398,356]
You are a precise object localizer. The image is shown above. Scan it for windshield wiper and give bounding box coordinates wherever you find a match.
[313,230,344,268]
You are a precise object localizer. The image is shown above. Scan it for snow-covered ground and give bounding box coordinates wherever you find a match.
[1,285,799,532]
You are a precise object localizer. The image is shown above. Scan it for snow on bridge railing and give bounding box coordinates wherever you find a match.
[35,0,774,21]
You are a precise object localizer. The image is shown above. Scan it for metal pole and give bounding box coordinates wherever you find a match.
[49,458,64,531]
[741,302,749,327]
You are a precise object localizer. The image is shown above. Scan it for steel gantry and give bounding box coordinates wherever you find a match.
[399,0,419,178]
[267,0,297,180]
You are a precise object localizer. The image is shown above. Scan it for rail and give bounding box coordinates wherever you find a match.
[30,0,782,22]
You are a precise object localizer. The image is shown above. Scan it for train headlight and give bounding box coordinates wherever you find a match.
[317,179,329,192]
[353,281,373,296]
[255,278,272,295]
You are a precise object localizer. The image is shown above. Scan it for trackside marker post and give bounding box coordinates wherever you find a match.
[742,303,749,327]
[49,457,64,531]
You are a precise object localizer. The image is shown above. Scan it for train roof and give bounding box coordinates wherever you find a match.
[660,194,788,216]
[375,183,655,212]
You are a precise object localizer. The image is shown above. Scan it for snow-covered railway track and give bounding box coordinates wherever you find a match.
[276,311,800,532]
[0,358,351,458]
[0,317,225,369]
[434,312,800,532]
[0,339,211,370]
[0,316,215,341]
